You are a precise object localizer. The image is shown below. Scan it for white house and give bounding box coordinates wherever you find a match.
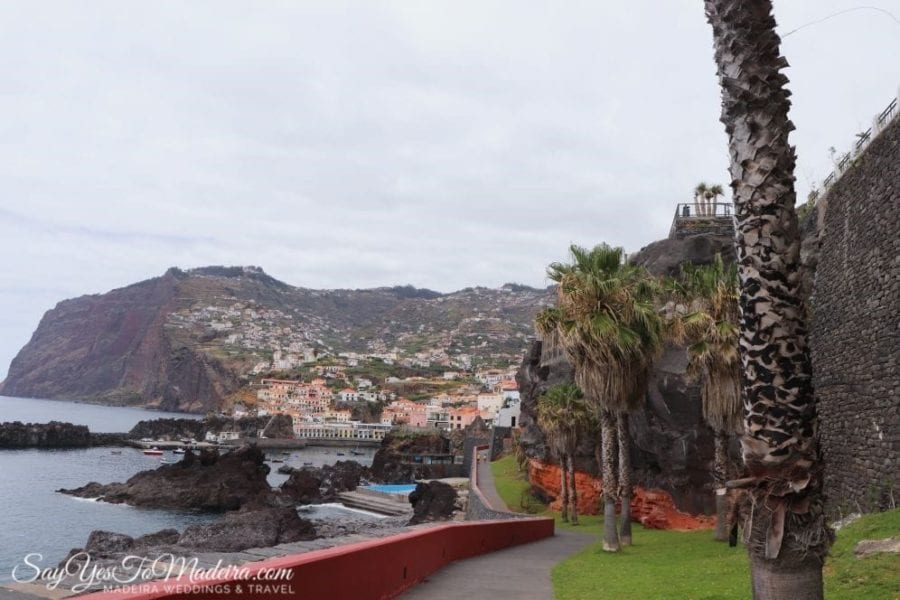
[496,398,522,428]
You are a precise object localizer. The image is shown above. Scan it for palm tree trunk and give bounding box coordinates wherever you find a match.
[713,429,730,542]
[567,453,579,524]
[705,1,832,595]
[600,408,620,551]
[617,412,633,545]
[558,451,569,522]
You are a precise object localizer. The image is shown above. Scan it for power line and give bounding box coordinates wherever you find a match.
[783,5,900,38]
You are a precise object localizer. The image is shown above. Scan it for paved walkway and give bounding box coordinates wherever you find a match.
[399,528,591,600]
[401,456,593,600]
[475,453,509,511]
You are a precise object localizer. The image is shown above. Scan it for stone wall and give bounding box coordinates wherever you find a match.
[809,115,900,514]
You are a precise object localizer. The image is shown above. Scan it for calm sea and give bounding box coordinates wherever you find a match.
[0,395,376,582]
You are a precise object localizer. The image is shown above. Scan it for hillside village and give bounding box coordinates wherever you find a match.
[238,360,522,443]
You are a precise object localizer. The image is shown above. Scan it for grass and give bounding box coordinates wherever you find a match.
[825,509,900,599]
[490,455,900,599]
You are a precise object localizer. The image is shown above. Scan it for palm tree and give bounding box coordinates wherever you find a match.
[538,244,663,551]
[705,1,833,597]
[694,182,709,216]
[536,384,571,522]
[536,383,593,523]
[667,254,741,542]
[694,182,725,216]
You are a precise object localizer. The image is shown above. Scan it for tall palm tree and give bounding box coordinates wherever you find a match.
[536,383,593,523]
[667,254,742,541]
[538,244,663,551]
[705,1,832,597]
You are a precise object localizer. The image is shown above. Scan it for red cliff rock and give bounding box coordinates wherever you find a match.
[529,459,714,531]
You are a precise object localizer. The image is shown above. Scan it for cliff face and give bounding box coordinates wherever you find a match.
[516,232,741,516]
[1,267,552,412]
[0,270,240,412]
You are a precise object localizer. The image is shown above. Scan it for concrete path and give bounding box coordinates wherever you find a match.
[399,528,592,600]
[401,456,593,599]
[475,454,509,511]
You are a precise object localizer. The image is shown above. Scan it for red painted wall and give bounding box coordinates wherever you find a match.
[79,519,553,600]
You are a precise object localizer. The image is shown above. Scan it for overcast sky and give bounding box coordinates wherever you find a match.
[1,1,898,378]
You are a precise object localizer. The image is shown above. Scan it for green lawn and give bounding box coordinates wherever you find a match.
[490,455,900,599]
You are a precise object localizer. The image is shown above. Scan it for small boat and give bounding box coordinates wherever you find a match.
[143,448,163,456]
[302,461,313,466]
[110,450,122,455]
[160,458,174,464]
[270,459,284,463]
[336,452,346,456]
[173,448,186,455]
[281,451,291,456]
[350,450,364,456]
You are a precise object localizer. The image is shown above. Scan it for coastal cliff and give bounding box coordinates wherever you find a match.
[0,266,550,412]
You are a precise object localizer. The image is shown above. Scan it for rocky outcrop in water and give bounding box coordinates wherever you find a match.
[126,414,295,441]
[0,421,92,448]
[58,445,273,511]
[408,481,461,525]
[371,432,451,483]
[280,461,369,504]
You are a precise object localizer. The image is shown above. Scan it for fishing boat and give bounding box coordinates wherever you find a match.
[142,448,163,456]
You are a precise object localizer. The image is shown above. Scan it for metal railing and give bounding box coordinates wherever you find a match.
[815,94,899,201]
[672,202,734,219]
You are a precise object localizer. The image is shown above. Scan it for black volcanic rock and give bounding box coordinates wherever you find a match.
[630,234,736,277]
[126,414,295,441]
[280,461,369,503]
[408,481,459,524]
[281,468,323,504]
[0,421,92,448]
[58,445,273,511]
[176,507,316,552]
[371,433,450,484]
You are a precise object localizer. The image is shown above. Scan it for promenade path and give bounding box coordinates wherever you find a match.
[400,458,593,600]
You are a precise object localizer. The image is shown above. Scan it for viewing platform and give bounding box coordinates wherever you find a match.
[669,201,735,240]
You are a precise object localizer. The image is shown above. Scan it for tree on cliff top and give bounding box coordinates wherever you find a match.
[705,1,832,597]
[537,243,663,550]
[666,253,742,542]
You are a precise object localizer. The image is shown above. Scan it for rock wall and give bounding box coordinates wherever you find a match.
[528,460,714,530]
[808,115,900,514]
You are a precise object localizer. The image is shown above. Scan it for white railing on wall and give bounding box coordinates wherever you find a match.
[813,88,899,201]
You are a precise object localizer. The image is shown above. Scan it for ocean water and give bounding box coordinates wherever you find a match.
[0,396,376,582]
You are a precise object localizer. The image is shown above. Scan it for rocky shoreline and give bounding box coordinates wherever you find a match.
[54,434,462,566]
[0,421,131,448]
